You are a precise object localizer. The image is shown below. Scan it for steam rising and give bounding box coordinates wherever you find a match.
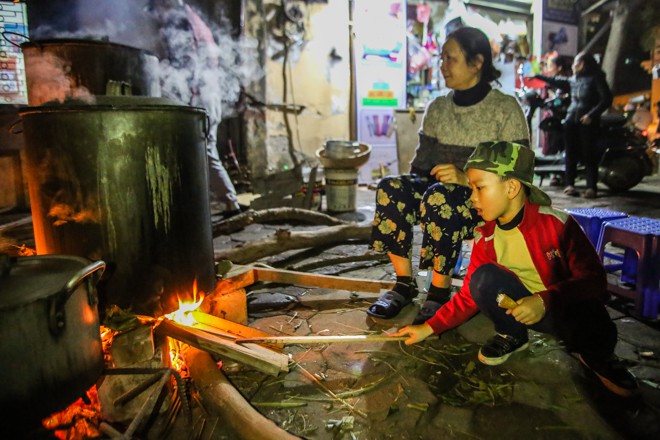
[23,51,94,105]
[152,5,262,119]
[28,0,263,116]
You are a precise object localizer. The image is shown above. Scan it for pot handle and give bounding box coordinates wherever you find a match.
[48,260,106,337]
[1,31,31,48]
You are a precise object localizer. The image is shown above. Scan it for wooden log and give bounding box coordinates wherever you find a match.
[214,223,371,264]
[184,348,301,440]
[253,266,393,293]
[236,334,407,345]
[154,318,288,376]
[212,207,346,236]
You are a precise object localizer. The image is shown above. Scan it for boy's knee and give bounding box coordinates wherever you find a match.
[470,264,503,303]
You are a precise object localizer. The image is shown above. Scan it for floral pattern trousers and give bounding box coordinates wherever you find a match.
[369,174,483,274]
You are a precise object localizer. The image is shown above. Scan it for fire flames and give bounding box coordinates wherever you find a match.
[165,280,206,374]
[40,282,206,439]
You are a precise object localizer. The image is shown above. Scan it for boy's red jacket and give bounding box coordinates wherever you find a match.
[426,200,609,334]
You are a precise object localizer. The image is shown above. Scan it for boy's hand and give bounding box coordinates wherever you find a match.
[506,295,545,325]
[390,323,435,345]
[430,164,469,186]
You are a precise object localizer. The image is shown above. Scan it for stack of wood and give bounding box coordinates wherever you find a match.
[154,311,289,376]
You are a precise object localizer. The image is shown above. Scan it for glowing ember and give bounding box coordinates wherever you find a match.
[42,387,101,440]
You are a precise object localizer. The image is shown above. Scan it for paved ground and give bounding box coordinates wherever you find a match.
[212,173,660,440]
[2,172,660,439]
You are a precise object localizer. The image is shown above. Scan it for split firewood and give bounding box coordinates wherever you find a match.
[214,222,371,264]
[212,207,347,236]
[155,318,289,376]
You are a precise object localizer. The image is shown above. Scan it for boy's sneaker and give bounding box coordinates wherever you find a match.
[478,334,529,366]
[578,354,638,397]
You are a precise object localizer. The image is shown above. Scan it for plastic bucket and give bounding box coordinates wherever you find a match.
[325,168,358,212]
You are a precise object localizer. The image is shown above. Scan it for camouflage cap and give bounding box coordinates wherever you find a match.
[464,141,552,206]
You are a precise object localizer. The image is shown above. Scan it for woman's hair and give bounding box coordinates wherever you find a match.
[447,26,500,84]
[549,55,571,75]
[576,52,602,76]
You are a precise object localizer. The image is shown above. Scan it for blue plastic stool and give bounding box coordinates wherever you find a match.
[565,208,636,282]
[597,216,660,319]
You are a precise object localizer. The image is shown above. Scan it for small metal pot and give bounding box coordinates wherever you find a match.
[0,255,105,427]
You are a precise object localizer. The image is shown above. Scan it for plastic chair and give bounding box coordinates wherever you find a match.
[596,216,660,319]
[565,208,628,245]
[565,208,637,281]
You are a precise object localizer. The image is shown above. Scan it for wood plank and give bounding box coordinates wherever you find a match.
[155,318,288,376]
[254,267,393,293]
[236,334,407,345]
[211,266,257,294]
[190,311,284,351]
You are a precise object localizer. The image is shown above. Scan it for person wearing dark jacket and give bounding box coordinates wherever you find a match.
[535,52,613,199]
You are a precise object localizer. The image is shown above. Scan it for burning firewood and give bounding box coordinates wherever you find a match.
[155,318,289,377]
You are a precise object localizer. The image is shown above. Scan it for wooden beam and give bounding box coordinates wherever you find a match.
[211,266,257,293]
[155,318,288,377]
[253,266,393,293]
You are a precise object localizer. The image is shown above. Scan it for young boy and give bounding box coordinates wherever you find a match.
[392,141,637,397]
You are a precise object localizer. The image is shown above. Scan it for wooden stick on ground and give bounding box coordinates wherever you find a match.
[184,348,301,440]
[212,207,347,236]
[214,223,371,264]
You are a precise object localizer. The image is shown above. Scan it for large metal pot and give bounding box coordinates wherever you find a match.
[0,254,105,427]
[21,38,161,105]
[19,96,216,314]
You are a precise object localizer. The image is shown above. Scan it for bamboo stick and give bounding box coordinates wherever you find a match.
[236,334,407,345]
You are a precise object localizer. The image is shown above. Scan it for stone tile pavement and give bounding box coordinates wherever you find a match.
[211,173,660,439]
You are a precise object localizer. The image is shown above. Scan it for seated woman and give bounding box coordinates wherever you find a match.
[368,26,529,324]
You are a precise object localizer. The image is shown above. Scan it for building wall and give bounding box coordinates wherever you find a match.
[245,0,351,187]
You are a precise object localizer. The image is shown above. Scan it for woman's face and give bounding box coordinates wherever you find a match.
[440,38,481,91]
[572,56,584,74]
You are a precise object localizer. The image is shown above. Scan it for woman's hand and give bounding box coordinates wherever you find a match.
[580,114,592,125]
[429,164,469,186]
[390,323,435,345]
[506,295,545,325]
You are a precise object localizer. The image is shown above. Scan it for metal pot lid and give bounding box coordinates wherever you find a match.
[0,255,93,310]
[20,38,157,57]
[18,95,204,113]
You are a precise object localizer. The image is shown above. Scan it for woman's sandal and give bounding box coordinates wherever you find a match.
[367,290,414,319]
[412,299,445,325]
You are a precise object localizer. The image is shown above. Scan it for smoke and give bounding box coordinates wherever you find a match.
[23,51,95,105]
[151,4,263,120]
[30,0,263,119]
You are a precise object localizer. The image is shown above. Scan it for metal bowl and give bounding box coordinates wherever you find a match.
[324,140,362,159]
[316,143,371,169]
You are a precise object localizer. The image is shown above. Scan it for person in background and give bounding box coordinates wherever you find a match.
[392,141,637,398]
[149,0,241,216]
[534,52,612,199]
[539,53,571,186]
[367,27,529,325]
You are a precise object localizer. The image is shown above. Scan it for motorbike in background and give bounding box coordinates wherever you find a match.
[521,89,653,192]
